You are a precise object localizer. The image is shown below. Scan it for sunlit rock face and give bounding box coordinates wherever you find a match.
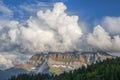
[48,51,113,73]
[16,51,114,74]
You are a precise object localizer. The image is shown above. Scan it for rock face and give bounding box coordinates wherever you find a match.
[16,54,48,73]
[16,51,114,74]
[28,54,46,66]
[47,51,113,73]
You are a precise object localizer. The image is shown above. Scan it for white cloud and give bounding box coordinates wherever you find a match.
[0,52,30,70]
[102,16,120,35]
[0,53,15,70]
[87,25,112,51]
[1,3,82,52]
[87,25,120,52]
[18,2,82,52]
[112,35,120,51]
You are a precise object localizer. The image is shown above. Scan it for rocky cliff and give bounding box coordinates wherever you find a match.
[16,51,114,74]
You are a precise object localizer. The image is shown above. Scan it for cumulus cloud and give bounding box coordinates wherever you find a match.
[102,16,120,35]
[112,35,120,51]
[87,25,112,51]
[7,2,82,52]
[87,25,120,52]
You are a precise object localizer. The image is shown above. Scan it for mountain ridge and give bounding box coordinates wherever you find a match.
[0,51,115,80]
[16,51,114,74]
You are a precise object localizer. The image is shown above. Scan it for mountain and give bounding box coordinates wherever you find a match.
[15,51,114,74]
[9,57,120,80]
[0,68,28,80]
[0,51,115,80]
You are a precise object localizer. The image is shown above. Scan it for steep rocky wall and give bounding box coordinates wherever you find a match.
[16,51,114,73]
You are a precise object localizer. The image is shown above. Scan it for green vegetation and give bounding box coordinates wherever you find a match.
[9,57,120,80]
[49,67,62,75]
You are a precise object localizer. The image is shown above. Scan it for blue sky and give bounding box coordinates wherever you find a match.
[2,0,120,22]
[65,0,120,21]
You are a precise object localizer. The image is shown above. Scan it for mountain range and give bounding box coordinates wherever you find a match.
[0,51,115,80]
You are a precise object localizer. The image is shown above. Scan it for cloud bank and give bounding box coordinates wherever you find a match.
[8,2,82,52]
[0,2,120,70]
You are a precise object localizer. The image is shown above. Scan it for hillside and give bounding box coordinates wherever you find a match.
[8,57,120,80]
